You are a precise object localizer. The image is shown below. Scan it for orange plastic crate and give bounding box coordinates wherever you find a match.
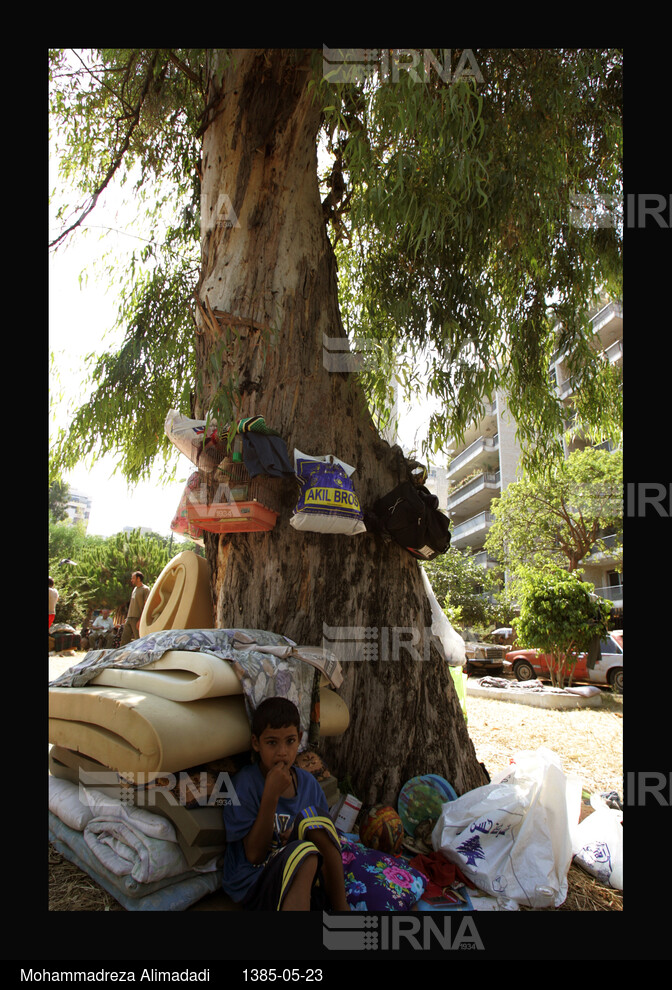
[186,500,278,533]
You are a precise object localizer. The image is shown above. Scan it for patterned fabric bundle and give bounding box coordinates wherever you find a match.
[359,804,404,855]
[340,835,426,911]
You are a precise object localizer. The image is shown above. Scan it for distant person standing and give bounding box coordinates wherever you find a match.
[120,572,150,646]
[48,577,59,629]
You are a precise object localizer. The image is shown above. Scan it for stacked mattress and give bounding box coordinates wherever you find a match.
[49,639,350,911]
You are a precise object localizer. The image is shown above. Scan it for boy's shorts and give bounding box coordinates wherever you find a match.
[240,813,340,911]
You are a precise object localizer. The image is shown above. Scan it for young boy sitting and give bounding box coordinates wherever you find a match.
[221,696,350,911]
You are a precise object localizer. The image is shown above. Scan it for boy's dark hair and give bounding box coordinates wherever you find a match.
[251,697,301,738]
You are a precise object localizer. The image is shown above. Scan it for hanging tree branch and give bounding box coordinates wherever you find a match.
[49,51,161,250]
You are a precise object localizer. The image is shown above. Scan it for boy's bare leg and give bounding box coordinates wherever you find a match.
[308,831,350,911]
[280,854,318,911]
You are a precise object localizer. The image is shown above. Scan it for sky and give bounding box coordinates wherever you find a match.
[49,207,193,539]
[48,177,434,540]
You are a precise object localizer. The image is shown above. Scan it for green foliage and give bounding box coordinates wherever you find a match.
[485,447,623,574]
[49,48,623,485]
[49,479,70,522]
[422,549,511,630]
[48,521,199,622]
[70,529,175,612]
[514,567,612,687]
[321,49,623,471]
[50,261,197,484]
[49,518,94,626]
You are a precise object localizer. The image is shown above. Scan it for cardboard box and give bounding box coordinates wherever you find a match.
[330,794,362,833]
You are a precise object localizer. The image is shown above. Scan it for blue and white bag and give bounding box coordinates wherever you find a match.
[290,449,366,535]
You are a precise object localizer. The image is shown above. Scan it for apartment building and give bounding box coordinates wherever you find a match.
[559,300,623,617]
[444,300,623,618]
[64,489,92,531]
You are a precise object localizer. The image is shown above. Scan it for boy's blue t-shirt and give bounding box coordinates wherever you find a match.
[221,761,329,902]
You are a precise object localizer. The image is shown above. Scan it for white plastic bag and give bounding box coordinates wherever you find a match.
[420,566,466,667]
[164,409,220,469]
[572,795,623,890]
[432,747,581,909]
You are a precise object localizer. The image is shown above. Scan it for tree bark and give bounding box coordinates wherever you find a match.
[194,48,487,806]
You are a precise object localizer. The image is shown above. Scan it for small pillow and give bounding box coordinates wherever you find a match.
[48,776,95,831]
[340,835,426,911]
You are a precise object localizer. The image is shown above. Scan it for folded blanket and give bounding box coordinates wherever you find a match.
[83,817,193,885]
[83,787,177,841]
[49,778,176,840]
[49,811,222,910]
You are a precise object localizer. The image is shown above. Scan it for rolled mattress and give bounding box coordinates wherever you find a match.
[88,650,329,702]
[49,686,350,776]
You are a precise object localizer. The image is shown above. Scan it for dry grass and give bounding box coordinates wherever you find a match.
[48,654,623,911]
[49,844,124,912]
[465,687,623,795]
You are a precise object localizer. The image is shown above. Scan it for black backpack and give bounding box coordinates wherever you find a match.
[369,481,451,561]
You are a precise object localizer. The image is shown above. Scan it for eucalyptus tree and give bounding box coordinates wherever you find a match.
[49,48,622,803]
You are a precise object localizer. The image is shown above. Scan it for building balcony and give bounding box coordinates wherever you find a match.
[603,338,623,367]
[450,510,495,550]
[446,401,498,459]
[551,300,623,366]
[558,375,581,402]
[591,300,623,349]
[471,550,500,570]
[593,584,623,606]
[447,435,500,483]
[447,471,501,520]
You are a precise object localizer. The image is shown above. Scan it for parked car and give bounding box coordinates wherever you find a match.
[464,641,507,674]
[506,633,623,692]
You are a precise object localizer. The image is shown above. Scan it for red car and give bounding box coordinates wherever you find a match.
[506,631,623,693]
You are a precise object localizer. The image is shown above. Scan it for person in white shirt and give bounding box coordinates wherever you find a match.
[88,609,115,650]
[48,577,59,629]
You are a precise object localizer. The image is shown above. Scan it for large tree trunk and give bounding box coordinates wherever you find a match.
[193,48,487,805]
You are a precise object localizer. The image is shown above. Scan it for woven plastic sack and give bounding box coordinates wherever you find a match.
[290,449,365,535]
[432,747,581,909]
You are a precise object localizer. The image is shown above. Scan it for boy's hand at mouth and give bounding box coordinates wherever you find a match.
[264,761,293,800]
